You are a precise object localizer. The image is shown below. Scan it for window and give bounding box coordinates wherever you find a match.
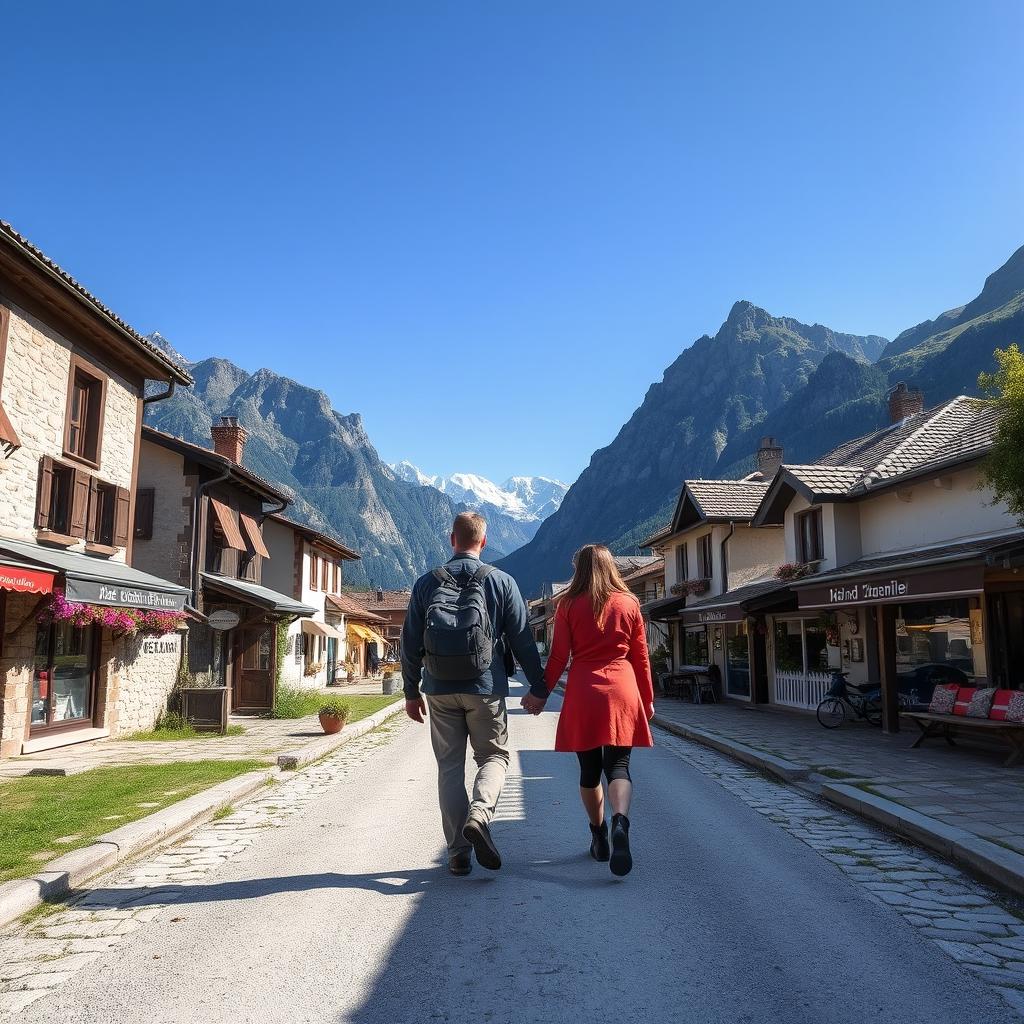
[36,457,82,537]
[207,521,226,573]
[697,534,713,580]
[294,631,305,664]
[90,482,117,546]
[683,627,708,666]
[796,507,824,563]
[675,544,688,583]
[773,617,829,674]
[63,359,105,466]
[309,552,318,591]
[321,556,329,591]
[725,623,751,697]
[333,562,340,594]
[31,620,97,731]
[134,488,155,540]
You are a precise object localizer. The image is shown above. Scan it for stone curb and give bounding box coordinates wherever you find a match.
[0,698,405,930]
[275,698,405,770]
[821,782,1024,899]
[652,714,810,782]
[652,714,1024,899]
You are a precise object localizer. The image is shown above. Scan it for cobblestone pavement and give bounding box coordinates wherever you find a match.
[0,721,401,1016]
[655,699,1024,853]
[656,729,1024,1018]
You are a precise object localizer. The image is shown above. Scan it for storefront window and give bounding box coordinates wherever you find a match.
[683,627,709,666]
[774,618,829,674]
[32,621,96,730]
[895,599,975,695]
[725,623,750,697]
[805,619,829,672]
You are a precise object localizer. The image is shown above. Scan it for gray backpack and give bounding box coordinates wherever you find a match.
[423,564,496,680]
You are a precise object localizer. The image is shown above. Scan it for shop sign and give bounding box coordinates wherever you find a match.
[0,564,54,595]
[64,578,187,612]
[682,605,744,625]
[208,609,241,631]
[797,563,984,609]
[142,636,180,655]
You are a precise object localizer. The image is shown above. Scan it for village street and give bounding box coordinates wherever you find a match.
[2,681,1022,1024]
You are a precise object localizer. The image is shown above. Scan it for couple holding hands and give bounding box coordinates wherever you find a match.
[401,513,655,879]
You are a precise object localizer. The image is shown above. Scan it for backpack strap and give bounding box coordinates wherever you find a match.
[432,567,460,588]
[472,564,497,583]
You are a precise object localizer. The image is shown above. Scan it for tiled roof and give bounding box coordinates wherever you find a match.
[0,221,193,385]
[613,555,662,576]
[325,593,388,622]
[786,396,1000,500]
[682,576,792,613]
[640,525,673,548]
[349,589,412,612]
[268,511,360,560]
[685,480,769,520]
[621,558,665,585]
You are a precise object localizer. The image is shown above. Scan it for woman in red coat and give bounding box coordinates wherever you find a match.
[524,544,654,876]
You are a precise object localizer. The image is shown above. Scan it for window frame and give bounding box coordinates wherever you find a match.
[30,619,99,734]
[309,551,318,591]
[63,355,106,469]
[795,507,824,564]
[134,487,155,540]
[675,543,688,583]
[696,533,713,580]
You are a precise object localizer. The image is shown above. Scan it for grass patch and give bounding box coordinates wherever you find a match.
[270,688,400,722]
[0,760,264,884]
[853,782,886,798]
[126,711,245,742]
[213,805,235,821]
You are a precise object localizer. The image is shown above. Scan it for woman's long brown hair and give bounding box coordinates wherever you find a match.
[562,544,637,627]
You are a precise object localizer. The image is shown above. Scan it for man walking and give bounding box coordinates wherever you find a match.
[401,512,548,876]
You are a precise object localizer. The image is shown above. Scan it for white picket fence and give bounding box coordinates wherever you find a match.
[773,670,832,711]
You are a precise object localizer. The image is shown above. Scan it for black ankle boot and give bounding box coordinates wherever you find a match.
[589,821,610,862]
[610,813,633,877]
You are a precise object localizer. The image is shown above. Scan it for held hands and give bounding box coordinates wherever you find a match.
[521,692,547,716]
[405,697,426,724]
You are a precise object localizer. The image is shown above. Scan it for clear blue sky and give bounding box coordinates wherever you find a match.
[2,2,1022,484]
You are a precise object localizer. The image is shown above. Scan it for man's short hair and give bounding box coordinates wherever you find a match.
[453,512,487,548]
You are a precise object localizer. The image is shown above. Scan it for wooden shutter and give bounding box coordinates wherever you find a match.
[310,553,318,591]
[209,497,246,550]
[86,476,100,541]
[35,456,54,529]
[69,469,91,538]
[113,487,131,547]
[134,487,155,540]
[239,513,270,558]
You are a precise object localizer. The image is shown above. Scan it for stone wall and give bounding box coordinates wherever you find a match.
[0,300,140,555]
[110,632,184,736]
[133,442,193,589]
[0,592,37,758]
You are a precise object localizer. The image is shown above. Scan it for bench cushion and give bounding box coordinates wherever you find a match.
[966,687,996,718]
[993,690,1024,724]
[929,683,959,715]
[954,687,978,716]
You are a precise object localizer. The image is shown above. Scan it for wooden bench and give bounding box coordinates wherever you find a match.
[903,712,1024,767]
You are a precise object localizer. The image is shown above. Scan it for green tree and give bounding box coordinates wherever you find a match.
[979,345,1024,522]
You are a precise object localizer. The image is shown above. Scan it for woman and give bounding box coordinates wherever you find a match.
[533,544,654,876]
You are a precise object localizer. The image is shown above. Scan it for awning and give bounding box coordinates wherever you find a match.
[0,558,55,595]
[646,594,687,622]
[0,536,188,610]
[200,572,316,616]
[240,513,270,558]
[680,578,794,625]
[347,622,385,644]
[301,618,344,641]
[210,498,246,551]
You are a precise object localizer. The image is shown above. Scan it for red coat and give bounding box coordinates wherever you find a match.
[544,592,655,752]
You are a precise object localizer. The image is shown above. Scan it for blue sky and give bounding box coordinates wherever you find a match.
[2,2,1022,484]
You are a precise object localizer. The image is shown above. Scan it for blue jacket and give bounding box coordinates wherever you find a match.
[400,554,547,701]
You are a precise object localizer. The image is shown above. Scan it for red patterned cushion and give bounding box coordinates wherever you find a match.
[1008,692,1024,724]
[929,683,959,715]
[953,687,977,716]
[965,687,996,718]
[990,690,1017,721]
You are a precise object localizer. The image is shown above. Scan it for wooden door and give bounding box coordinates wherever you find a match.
[235,625,274,709]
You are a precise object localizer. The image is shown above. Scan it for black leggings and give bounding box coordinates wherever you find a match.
[576,746,632,788]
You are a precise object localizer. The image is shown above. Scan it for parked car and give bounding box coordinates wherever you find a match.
[896,663,970,707]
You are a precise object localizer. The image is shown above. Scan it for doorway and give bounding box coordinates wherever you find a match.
[234,624,274,709]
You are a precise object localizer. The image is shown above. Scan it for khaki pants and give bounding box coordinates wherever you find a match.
[426,693,510,857]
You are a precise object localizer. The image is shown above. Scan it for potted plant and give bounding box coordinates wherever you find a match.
[382,669,397,696]
[318,697,350,735]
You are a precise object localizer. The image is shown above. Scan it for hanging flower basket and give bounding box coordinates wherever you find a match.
[670,578,711,597]
[775,563,815,582]
[38,592,187,639]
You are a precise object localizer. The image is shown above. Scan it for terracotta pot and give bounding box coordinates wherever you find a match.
[319,711,345,735]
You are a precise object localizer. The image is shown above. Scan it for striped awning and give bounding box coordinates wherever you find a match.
[301,618,344,641]
[347,622,385,645]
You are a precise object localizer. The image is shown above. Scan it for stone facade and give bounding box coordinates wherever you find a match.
[0,593,37,757]
[110,632,184,736]
[0,300,139,555]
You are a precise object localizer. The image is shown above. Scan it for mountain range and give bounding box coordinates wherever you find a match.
[497,244,1024,595]
[142,339,558,587]
[390,464,568,538]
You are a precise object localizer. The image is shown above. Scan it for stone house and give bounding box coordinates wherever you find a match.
[0,222,192,758]
[132,423,317,712]
[261,514,360,688]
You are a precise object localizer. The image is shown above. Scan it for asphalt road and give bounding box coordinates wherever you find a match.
[21,681,1018,1024]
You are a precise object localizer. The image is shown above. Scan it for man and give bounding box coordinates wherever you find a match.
[401,512,548,876]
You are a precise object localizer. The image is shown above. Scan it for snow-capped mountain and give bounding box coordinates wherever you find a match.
[390,464,568,523]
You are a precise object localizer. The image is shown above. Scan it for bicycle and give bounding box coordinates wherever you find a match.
[816,670,883,728]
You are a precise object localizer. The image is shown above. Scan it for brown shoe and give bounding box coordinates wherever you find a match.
[462,815,502,870]
[448,853,472,876]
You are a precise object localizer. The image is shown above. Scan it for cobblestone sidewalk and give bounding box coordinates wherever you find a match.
[657,729,1024,1018]
[654,700,1024,855]
[0,719,402,1016]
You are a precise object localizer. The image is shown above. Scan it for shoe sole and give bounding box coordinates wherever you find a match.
[610,830,632,876]
[449,864,472,877]
[591,842,610,862]
[463,820,502,870]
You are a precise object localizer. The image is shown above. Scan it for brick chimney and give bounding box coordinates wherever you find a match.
[888,383,924,424]
[756,436,784,479]
[211,415,248,464]
[376,587,384,602]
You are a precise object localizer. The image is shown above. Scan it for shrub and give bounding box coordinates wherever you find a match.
[319,698,350,721]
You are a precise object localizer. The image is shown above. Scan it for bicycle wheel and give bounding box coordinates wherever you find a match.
[863,697,883,726]
[817,697,846,729]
